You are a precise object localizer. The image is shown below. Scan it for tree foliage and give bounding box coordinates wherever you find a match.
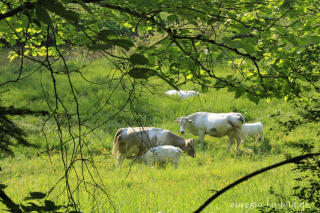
[1,0,319,98]
[1,0,320,212]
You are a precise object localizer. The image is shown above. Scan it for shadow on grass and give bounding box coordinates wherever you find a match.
[283,139,315,152]
[0,184,76,213]
[236,137,272,157]
[0,114,40,158]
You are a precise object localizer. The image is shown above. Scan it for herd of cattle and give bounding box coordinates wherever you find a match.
[112,91,265,168]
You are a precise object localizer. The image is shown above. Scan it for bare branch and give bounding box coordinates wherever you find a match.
[194,153,320,213]
[0,107,49,116]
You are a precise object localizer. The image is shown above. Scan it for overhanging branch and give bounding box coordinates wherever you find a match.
[194,153,320,212]
[0,2,34,21]
[0,107,49,116]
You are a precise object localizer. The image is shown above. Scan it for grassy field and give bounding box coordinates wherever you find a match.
[0,51,317,212]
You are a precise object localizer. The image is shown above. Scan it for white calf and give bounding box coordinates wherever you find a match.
[142,145,182,167]
[241,122,264,143]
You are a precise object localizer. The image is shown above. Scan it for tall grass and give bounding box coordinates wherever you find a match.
[0,53,316,212]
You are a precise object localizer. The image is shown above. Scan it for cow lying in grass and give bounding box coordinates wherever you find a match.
[165,90,200,99]
[176,112,245,150]
[112,127,195,167]
[240,122,264,144]
[142,145,183,168]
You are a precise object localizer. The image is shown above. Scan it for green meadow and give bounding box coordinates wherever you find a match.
[0,51,317,212]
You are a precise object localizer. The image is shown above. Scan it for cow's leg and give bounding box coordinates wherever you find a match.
[260,132,264,143]
[227,136,234,151]
[255,135,259,144]
[116,155,125,168]
[174,160,179,168]
[198,130,205,147]
[235,135,241,151]
[240,135,246,144]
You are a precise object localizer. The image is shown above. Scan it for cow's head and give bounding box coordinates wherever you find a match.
[175,117,192,134]
[185,139,195,157]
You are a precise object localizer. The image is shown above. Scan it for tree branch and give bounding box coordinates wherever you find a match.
[0,107,49,116]
[194,153,320,213]
[0,2,34,21]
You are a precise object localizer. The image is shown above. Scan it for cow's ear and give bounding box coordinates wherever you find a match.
[175,118,181,123]
[188,119,193,123]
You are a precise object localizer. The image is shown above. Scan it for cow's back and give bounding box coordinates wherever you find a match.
[191,112,228,129]
[113,127,172,158]
[188,112,244,137]
[113,127,148,157]
[158,131,186,148]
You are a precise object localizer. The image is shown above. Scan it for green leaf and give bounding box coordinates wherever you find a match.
[242,40,256,54]
[98,29,118,40]
[129,54,149,65]
[247,93,260,104]
[235,87,245,99]
[64,10,79,24]
[90,39,133,51]
[229,39,243,49]
[128,68,156,79]
[111,39,133,50]
[43,0,66,15]
[213,80,226,89]
[280,0,296,10]
[226,11,237,19]
[73,0,92,14]
[201,85,208,93]
[310,35,320,43]
[44,0,79,25]
[35,6,52,26]
[32,18,42,28]
[167,14,177,23]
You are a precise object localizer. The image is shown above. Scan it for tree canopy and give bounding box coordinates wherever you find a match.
[1,0,320,212]
[1,0,319,99]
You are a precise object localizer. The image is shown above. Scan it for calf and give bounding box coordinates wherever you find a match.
[112,127,195,166]
[142,145,182,167]
[241,122,264,144]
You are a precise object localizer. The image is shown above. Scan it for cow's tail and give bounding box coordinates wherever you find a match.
[112,128,123,157]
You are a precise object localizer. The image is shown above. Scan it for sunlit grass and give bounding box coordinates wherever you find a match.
[0,53,317,212]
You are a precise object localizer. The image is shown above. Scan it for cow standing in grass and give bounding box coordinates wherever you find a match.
[176,112,245,150]
[112,127,195,166]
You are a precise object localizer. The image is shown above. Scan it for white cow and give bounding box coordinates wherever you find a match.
[176,112,245,150]
[241,122,264,144]
[165,90,200,99]
[112,127,195,166]
[142,145,182,167]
